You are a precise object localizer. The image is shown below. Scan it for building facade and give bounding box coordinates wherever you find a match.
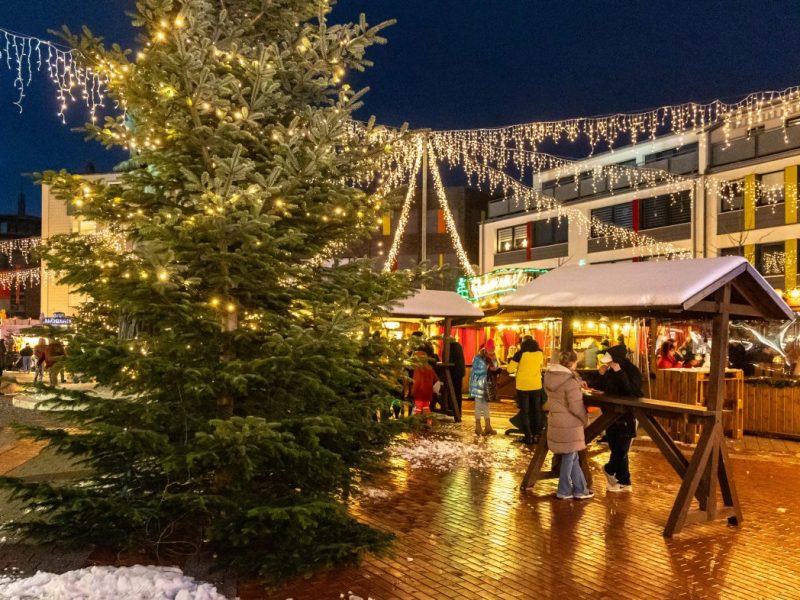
[40,175,116,316]
[479,110,800,306]
[0,193,41,317]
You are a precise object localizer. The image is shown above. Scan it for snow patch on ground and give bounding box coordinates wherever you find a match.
[358,486,394,501]
[391,436,501,471]
[0,565,227,600]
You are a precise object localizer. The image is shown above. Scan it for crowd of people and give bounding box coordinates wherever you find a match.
[399,329,645,501]
[0,336,68,385]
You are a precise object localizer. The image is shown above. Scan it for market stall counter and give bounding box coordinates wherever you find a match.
[501,256,793,537]
[388,289,484,422]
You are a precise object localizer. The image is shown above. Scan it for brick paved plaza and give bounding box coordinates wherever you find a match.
[1,398,800,599]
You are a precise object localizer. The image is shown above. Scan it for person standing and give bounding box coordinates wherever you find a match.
[583,339,600,369]
[469,348,496,435]
[483,339,500,402]
[33,338,47,383]
[596,345,642,492]
[19,344,33,373]
[544,350,593,500]
[448,338,466,417]
[507,338,545,444]
[45,339,67,386]
[0,337,6,377]
[658,340,683,369]
[411,350,438,417]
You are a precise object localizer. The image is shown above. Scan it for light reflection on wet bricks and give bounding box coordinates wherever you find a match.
[261,414,800,600]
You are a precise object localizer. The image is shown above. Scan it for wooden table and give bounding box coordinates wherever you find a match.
[520,392,741,537]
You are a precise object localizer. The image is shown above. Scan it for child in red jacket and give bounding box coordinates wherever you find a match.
[411,351,438,415]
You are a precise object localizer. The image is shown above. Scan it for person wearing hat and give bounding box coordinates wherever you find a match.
[595,345,642,492]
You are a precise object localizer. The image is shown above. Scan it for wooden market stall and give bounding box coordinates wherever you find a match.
[389,289,484,422]
[500,256,794,536]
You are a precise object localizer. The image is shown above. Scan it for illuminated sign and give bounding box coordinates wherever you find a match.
[457,268,547,303]
[43,312,72,327]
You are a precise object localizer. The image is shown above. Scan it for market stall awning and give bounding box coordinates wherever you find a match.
[388,289,484,319]
[500,256,793,321]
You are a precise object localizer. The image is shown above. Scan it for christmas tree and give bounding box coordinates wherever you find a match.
[1,0,422,581]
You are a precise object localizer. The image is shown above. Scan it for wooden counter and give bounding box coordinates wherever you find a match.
[653,368,744,441]
[743,382,800,439]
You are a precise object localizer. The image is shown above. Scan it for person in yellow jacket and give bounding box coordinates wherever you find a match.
[507,337,545,444]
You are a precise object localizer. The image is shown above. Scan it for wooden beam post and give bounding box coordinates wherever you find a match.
[706,284,731,414]
[664,421,718,537]
[442,317,461,423]
[560,311,574,354]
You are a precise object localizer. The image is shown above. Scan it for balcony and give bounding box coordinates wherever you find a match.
[710,124,800,168]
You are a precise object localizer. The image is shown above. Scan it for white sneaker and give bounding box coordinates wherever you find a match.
[556,493,573,500]
[605,471,618,488]
[607,482,625,493]
[618,484,633,492]
[574,491,595,500]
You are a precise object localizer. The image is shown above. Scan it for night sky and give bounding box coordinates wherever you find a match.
[1,1,800,215]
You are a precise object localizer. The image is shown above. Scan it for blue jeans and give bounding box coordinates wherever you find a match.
[557,451,589,497]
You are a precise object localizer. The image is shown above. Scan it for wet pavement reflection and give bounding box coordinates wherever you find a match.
[257,411,800,600]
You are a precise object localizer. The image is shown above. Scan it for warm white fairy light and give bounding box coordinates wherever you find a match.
[383,139,423,272]
[0,236,41,265]
[459,148,692,259]
[0,27,107,120]
[427,141,475,276]
[431,85,800,154]
[0,267,39,290]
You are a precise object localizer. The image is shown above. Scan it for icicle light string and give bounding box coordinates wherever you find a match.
[459,147,692,259]
[427,141,475,276]
[0,27,106,121]
[431,85,800,154]
[383,139,423,272]
[0,267,39,290]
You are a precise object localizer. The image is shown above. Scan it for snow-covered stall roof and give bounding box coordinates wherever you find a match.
[500,256,794,320]
[389,289,484,319]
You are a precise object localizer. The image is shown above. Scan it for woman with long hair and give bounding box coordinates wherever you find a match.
[544,350,593,500]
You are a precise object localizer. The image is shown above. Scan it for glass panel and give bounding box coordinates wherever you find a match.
[497,227,513,252]
[513,224,528,249]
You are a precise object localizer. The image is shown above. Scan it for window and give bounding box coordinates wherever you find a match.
[758,171,784,206]
[590,203,632,237]
[532,217,568,247]
[541,180,557,197]
[639,191,692,230]
[496,224,528,252]
[719,247,744,257]
[757,243,785,276]
[719,180,744,212]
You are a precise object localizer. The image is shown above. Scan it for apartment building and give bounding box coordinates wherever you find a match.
[479,111,800,307]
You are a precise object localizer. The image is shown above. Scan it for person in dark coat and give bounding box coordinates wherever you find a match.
[728,342,752,375]
[595,344,642,493]
[447,338,466,416]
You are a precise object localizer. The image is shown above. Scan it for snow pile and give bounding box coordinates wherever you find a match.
[0,565,227,600]
[358,486,394,501]
[392,436,497,471]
